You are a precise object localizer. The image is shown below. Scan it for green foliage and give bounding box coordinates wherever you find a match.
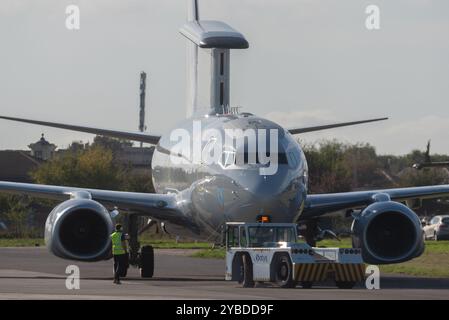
[0,195,30,237]
[30,137,154,193]
[121,170,155,193]
[301,139,449,193]
[399,168,449,187]
[302,140,390,193]
[302,140,351,193]
[141,239,213,249]
[0,238,44,247]
[92,135,133,155]
[31,145,123,190]
[190,248,226,259]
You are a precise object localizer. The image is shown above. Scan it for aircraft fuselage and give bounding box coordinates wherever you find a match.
[151,113,308,240]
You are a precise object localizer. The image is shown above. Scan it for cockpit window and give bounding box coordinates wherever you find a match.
[220,143,289,167]
[287,152,299,168]
[235,152,289,165]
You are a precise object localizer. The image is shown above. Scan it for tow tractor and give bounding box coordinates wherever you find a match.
[225,222,365,289]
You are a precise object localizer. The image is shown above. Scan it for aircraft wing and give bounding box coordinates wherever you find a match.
[288,117,388,135]
[413,162,449,170]
[0,116,161,145]
[0,181,187,224]
[302,184,449,219]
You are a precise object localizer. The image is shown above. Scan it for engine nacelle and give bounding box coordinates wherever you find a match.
[45,199,114,261]
[351,201,424,264]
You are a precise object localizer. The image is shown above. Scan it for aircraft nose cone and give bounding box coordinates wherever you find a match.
[238,169,289,198]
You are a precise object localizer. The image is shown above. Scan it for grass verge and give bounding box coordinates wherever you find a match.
[0,238,45,247]
[0,238,213,249]
[140,239,213,249]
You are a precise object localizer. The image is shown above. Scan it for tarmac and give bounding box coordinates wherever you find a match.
[0,247,449,300]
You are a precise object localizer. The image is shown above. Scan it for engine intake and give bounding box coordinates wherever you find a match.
[351,201,424,264]
[45,199,114,261]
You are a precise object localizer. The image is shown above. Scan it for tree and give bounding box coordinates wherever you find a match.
[32,145,123,190]
[0,195,29,237]
[121,171,155,193]
[399,167,449,187]
[92,135,133,156]
[302,140,352,193]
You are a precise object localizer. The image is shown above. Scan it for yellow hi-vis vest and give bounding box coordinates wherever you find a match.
[110,231,125,255]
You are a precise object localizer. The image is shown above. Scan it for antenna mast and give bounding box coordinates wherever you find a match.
[139,71,147,147]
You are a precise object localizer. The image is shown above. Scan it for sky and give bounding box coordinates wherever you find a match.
[0,0,448,155]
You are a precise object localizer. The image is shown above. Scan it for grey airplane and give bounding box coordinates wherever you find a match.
[0,0,448,277]
[413,140,449,170]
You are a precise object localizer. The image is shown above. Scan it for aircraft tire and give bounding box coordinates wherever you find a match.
[140,245,154,278]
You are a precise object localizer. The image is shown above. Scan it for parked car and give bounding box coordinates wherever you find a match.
[423,215,449,241]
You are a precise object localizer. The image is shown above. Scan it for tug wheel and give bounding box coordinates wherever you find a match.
[239,254,255,288]
[274,254,296,288]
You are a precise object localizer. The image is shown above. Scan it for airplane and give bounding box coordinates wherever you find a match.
[412,140,449,170]
[1,0,448,278]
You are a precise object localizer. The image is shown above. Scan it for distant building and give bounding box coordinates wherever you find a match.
[0,150,42,183]
[28,134,56,161]
[0,134,155,183]
[116,146,154,174]
[0,134,53,183]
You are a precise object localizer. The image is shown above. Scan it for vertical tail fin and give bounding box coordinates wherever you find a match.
[181,0,248,117]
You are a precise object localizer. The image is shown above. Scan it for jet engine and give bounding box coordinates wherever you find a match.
[351,200,424,264]
[45,199,114,261]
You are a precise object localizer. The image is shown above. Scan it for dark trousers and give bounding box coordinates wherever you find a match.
[113,254,127,282]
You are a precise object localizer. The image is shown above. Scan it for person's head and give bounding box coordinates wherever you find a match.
[115,224,122,231]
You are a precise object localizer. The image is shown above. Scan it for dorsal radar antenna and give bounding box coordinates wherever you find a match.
[180,0,249,117]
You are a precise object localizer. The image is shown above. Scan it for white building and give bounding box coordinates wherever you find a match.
[28,134,56,161]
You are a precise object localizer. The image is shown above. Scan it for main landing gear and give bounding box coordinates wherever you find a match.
[122,214,155,278]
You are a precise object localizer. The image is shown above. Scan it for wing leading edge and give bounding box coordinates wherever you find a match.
[302,185,449,219]
[0,116,161,145]
[0,181,187,224]
[0,115,387,142]
[288,117,388,135]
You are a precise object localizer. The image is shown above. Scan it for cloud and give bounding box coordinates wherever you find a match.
[386,115,449,136]
[264,110,449,155]
[265,109,338,128]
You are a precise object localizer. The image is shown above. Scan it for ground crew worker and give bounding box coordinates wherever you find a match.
[110,224,128,284]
